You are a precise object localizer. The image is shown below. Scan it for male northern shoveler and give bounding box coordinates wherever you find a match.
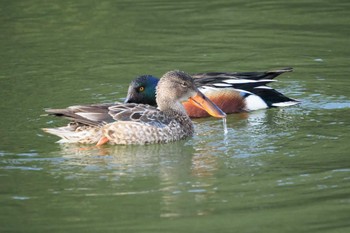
[124,67,299,118]
[43,70,226,145]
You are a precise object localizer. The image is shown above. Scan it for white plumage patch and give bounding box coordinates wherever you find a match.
[212,83,233,87]
[272,101,300,107]
[221,79,275,84]
[244,95,268,111]
[254,86,273,90]
[75,112,105,121]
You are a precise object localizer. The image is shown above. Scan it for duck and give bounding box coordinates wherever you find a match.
[124,67,299,118]
[42,70,226,145]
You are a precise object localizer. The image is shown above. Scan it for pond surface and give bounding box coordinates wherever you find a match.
[1,0,350,232]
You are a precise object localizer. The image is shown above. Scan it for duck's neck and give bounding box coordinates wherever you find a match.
[157,96,194,136]
[159,99,194,134]
[158,98,187,116]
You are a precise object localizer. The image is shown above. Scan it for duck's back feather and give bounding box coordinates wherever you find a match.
[192,67,293,80]
[108,103,172,127]
[45,103,115,126]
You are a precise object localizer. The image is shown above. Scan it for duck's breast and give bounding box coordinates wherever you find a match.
[182,88,246,118]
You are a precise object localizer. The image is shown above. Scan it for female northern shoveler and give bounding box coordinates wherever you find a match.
[124,67,299,118]
[43,70,226,145]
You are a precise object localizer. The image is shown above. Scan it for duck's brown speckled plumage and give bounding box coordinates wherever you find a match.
[43,70,225,145]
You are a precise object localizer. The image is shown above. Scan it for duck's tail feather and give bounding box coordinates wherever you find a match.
[45,103,115,126]
[42,124,101,144]
[244,86,300,109]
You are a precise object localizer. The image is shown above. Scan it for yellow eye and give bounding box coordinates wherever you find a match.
[138,86,145,92]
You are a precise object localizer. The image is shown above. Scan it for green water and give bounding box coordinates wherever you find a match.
[1,0,350,232]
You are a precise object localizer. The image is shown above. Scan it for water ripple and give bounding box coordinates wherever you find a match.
[2,166,43,171]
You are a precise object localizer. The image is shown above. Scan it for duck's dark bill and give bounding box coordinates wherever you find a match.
[188,91,226,118]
